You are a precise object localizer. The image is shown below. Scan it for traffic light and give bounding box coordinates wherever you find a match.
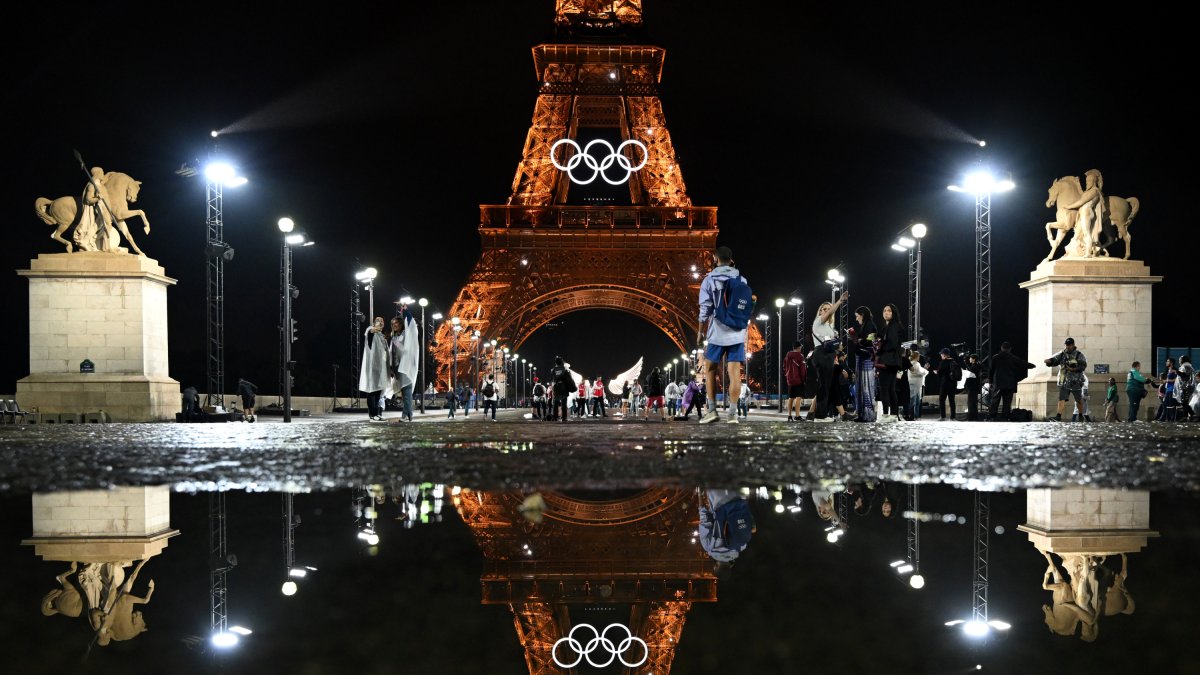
[290,318,298,343]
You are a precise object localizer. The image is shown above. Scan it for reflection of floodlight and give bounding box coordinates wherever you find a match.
[288,568,308,578]
[281,581,298,596]
[910,574,925,589]
[897,564,914,574]
[987,620,1011,631]
[963,621,989,637]
[890,560,906,567]
[357,529,380,546]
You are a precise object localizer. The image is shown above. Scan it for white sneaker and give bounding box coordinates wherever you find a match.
[727,416,740,424]
[812,416,835,423]
[699,411,720,424]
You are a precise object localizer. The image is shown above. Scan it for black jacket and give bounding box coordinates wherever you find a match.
[552,366,574,396]
[964,362,983,392]
[877,320,903,368]
[647,371,665,397]
[936,359,960,391]
[988,351,1033,391]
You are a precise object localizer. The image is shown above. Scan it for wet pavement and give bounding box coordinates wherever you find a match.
[2,411,1197,494]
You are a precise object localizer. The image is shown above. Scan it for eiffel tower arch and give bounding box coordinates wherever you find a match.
[455,488,716,674]
[433,2,763,388]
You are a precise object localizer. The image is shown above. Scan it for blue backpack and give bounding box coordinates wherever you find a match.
[713,275,755,331]
[713,498,755,550]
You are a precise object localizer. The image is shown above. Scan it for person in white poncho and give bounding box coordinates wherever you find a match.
[359,316,392,421]
[388,312,420,422]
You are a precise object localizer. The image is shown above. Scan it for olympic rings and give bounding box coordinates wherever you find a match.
[551,622,649,668]
[550,138,649,186]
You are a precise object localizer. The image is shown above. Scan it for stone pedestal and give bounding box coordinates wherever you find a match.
[22,486,179,562]
[1018,488,1157,555]
[16,253,180,421]
[1016,258,1161,420]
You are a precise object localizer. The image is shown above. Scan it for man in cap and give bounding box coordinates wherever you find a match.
[1045,337,1088,422]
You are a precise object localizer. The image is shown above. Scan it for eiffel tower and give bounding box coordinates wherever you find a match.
[433,1,763,388]
[455,488,716,674]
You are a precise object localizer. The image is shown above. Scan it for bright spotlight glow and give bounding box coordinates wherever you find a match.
[357,529,380,546]
[520,258,529,266]
[225,176,248,188]
[994,178,1015,192]
[827,268,840,280]
[788,297,802,305]
[431,312,442,320]
[963,620,990,637]
[756,314,769,321]
[281,581,298,596]
[277,217,295,233]
[979,140,987,147]
[891,244,907,252]
[399,296,414,305]
[211,632,239,648]
[285,233,306,245]
[418,298,428,307]
[912,223,928,239]
[210,130,220,138]
[963,171,996,193]
[229,626,253,636]
[355,267,377,282]
[897,564,914,574]
[890,560,906,567]
[987,620,1011,631]
[450,317,461,326]
[898,237,916,248]
[774,504,785,513]
[944,620,965,627]
[288,568,308,578]
[205,163,236,183]
[826,531,839,543]
[774,298,786,308]
[909,574,925,589]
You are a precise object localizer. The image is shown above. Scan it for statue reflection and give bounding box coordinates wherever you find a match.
[456,487,747,674]
[24,486,178,647]
[1020,488,1155,642]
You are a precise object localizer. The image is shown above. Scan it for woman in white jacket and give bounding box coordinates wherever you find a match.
[906,350,928,420]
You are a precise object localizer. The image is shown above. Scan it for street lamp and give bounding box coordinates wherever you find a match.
[417,298,429,412]
[825,267,847,332]
[354,267,378,323]
[755,314,770,402]
[450,317,462,392]
[279,219,313,423]
[787,297,804,347]
[949,158,1014,360]
[891,224,927,343]
[774,298,786,412]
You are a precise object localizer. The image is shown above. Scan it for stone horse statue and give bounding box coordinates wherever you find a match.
[33,171,151,256]
[1045,175,1140,261]
[39,559,155,646]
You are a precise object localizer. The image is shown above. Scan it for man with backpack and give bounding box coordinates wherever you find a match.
[698,488,756,563]
[531,377,547,420]
[480,376,498,421]
[697,246,753,424]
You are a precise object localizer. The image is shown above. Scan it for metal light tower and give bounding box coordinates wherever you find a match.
[972,490,991,623]
[892,224,927,343]
[349,287,363,408]
[775,298,785,413]
[949,146,1013,359]
[281,492,298,596]
[907,484,924,589]
[209,489,230,642]
[278,219,309,423]
[825,268,847,332]
[788,297,804,347]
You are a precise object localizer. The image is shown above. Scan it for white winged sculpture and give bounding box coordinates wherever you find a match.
[564,363,585,387]
[608,357,644,396]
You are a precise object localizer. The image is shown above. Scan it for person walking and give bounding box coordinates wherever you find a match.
[480,375,498,421]
[906,351,928,420]
[359,316,391,421]
[647,367,666,421]
[807,291,848,423]
[446,385,458,418]
[876,304,904,422]
[737,378,751,419]
[551,356,573,423]
[697,246,750,424]
[680,377,704,421]
[783,340,808,421]
[988,342,1034,421]
[1044,337,1087,422]
[237,378,258,422]
[1125,362,1149,422]
[850,306,879,422]
[665,379,680,418]
[936,348,961,420]
[531,377,547,420]
[1104,377,1120,422]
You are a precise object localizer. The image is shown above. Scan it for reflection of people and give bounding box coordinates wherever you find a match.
[698,489,755,563]
[1045,337,1088,422]
[1097,554,1135,616]
[1041,551,1098,641]
[237,378,257,422]
[359,317,391,421]
[697,246,748,424]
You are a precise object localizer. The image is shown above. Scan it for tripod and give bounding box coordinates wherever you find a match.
[330,364,342,411]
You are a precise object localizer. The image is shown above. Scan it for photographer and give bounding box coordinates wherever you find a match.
[936,348,962,420]
[1044,337,1088,422]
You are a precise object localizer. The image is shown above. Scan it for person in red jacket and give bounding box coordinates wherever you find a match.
[783,340,808,421]
[591,377,607,417]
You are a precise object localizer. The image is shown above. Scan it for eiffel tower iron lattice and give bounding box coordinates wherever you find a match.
[456,488,715,674]
[432,4,762,389]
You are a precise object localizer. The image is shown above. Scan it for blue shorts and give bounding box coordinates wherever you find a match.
[705,342,746,363]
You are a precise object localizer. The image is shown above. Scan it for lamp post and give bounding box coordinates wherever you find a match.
[788,297,804,348]
[355,267,377,325]
[949,152,1014,359]
[450,317,461,392]
[775,298,786,413]
[418,299,428,412]
[891,224,927,343]
[430,312,443,391]
[825,268,847,332]
[189,151,246,412]
[278,218,312,423]
[755,314,770,402]
[502,347,511,407]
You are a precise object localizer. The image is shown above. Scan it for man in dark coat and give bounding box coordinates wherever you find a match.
[988,342,1034,421]
[551,356,574,422]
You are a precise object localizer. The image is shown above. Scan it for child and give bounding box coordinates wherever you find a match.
[1104,377,1119,422]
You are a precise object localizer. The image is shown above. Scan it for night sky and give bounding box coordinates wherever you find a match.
[3,3,1191,396]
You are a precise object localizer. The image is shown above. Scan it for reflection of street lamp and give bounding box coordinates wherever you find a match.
[949,158,1014,359]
